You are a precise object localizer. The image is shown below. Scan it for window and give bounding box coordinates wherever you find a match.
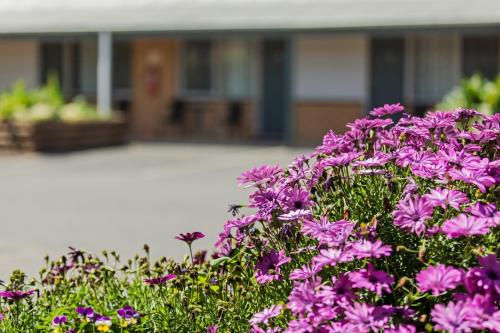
[113,41,132,112]
[184,40,212,92]
[182,39,256,97]
[40,41,80,97]
[215,40,256,98]
[40,42,64,86]
[113,41,131,90]
[370,37,405,109]
[413,35,460,106]
[463,36,499,79]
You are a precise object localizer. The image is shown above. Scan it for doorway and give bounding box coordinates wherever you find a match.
[261,39,290,140]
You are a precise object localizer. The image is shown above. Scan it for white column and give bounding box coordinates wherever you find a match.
[97,31,112,117]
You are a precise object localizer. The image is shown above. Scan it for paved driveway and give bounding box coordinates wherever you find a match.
[0,143,309,278]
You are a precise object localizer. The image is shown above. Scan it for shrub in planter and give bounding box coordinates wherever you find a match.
[0,106,498,332]
[437,74,500,115]
[0,77,110,123]
[0,79,126,151]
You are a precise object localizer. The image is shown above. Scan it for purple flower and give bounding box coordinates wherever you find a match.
[318,130,352,154]
[352,152,392,168]
[319,274,356,305]
[144,274,176,286]
[0,313,3,321]
[250,305,283,325]
[224,215,259,230]
[175,232,205,245]
[67,246,85,263]
[370,103,405,117]
[347,118,393,132]
[278,209,312,221]
[289,263,321,281]
[416,111,456,130]
[452,293,498,330]
[321,219,355,246]
[52,315,67,326]
[466,202,498,218]
[449,168,496,193]
[117,305,139,319]
[455,107,481,120]
[249,187,280,219]
[349,264,394,296]
[301,217,354,246]
[280,186,313,211]
[438,147,476,168]
[207,325,218,333]
[431,301,477,333]
[392,195,434,235]
[319,152,361,168]
[344,302,391,331]
[286,280,322,316]
[255,250,291,284]
[465,202,500,227]
[483,310,500,333]
[237,165,282,187]
[401,176,418,199]
[464,254,500,296]
[441,214,491,238]
[0,289,35,300]
[284,318,314,333]
[349,239,392,260]
[424,188,469,210]
[117,305,140,326]
[75,307,96,321]
[416,264,463,295]
[313,248,352,268]
[193,250,207,265]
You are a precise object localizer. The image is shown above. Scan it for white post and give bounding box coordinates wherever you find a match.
[97,31,112,117]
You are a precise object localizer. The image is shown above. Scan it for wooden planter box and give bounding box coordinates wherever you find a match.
[0,120,128,152]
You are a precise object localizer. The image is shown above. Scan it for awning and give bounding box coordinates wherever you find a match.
[0,0,499,34]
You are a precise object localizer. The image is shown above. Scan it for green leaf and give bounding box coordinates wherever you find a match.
[210,256,231,268]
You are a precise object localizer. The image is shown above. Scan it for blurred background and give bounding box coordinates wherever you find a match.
[0,0,498,276]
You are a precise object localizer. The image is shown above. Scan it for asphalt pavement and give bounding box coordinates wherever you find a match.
[0,143,310,278]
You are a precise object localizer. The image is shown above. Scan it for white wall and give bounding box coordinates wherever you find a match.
[0,40,38,91]
[294,35,368,101]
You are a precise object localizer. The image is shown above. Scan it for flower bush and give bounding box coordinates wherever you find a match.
[0,106,498,332]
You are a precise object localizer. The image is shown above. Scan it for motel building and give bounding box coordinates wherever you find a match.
[0,0,499,145]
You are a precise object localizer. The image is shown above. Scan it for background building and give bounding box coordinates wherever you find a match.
[0,0,499,144]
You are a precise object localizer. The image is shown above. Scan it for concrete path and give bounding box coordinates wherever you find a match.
[0,143,310,278]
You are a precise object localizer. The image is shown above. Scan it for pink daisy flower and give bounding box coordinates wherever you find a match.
[416,264,463,295]
[441,214,491,238]
[424,188,469,210]
[392,195,434,235]
[349,239,392,260]
[250,305,283,326]
[349,264,394,296]
[370,103,405,117]
[431,301,478,333]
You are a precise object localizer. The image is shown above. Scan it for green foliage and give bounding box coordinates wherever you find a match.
[437,74,500,115]
[0,76,105,123]
[0,82,32,118]
[30,74,64,107]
